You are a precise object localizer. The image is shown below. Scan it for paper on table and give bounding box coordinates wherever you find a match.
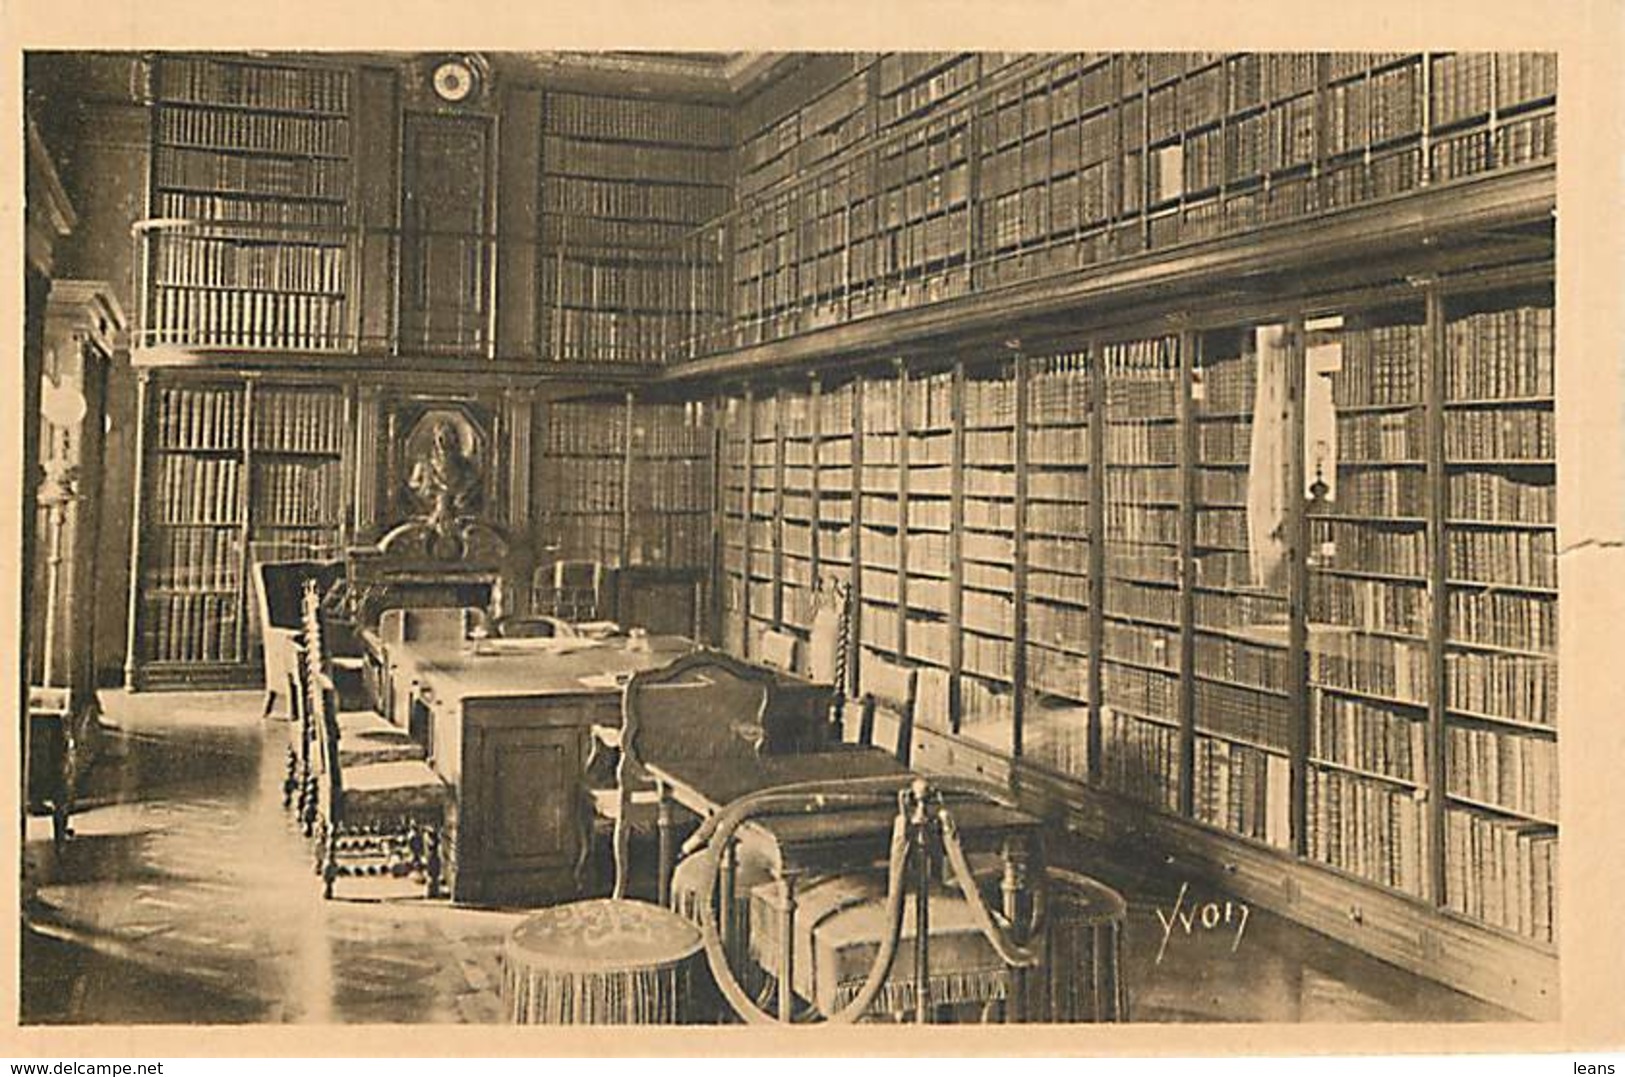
[577,671,632,690]
[480,636,603,656]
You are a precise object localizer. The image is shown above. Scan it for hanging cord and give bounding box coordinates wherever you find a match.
[937,802,1044,969]
[685,775,1045,1024]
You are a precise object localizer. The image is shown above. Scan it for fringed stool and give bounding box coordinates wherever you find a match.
[501,898,706,1024]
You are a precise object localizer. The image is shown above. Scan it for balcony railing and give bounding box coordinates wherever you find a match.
[132,217,728,366]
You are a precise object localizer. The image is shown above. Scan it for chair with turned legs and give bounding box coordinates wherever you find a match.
[301,580,450,900]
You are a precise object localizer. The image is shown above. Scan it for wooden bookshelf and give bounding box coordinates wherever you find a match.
[538,90,732,365]
[704,52,1555,361]
[127,373,351,688]
[701,267,1558,1015]
[144,55,354,353]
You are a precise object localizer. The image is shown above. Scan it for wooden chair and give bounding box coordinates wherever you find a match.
[755,627,799,673]
[290,582,427,830]
[253,559,347,718]
[532,559,603,622]
[377,605,487,643]
[302,581,450,900]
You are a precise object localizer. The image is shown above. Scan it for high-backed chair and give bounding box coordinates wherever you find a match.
[531,559,603,623]
[289,581,427,829]
[302,581,449,900]
[378,605,487,643]
[253,559,347,718]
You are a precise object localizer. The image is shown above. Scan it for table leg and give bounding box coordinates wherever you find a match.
[656,780,674,908]
[776,868,800,1023]
[1001,837,1028,1024]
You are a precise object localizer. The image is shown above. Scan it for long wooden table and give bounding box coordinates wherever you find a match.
[382,634,829,906]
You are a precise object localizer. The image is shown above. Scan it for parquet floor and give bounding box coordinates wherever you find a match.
[20,689,1514,1025]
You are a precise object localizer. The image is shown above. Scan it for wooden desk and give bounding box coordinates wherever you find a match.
[645,748,1042,1021]
[387,635,830,906]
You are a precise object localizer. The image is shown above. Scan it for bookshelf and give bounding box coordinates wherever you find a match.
[128,373,351,688]
[144,55,354,352]
[699,53,1555,361]
[539,90,732,364]
[703,268,1558,1013]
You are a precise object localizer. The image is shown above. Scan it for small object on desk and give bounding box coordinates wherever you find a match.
[577,671,633,690]
[575,620,622,640]
[625,626,649,653]
[478,636,603,656]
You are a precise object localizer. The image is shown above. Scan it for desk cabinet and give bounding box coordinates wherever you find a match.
[427,692,614,904]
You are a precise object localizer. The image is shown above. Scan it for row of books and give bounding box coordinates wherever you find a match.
[153,236,347,294]
[1105,504,1180,545]
[1194,419,1253,462]
[1430,52,1555,131]
[878,54,980,128]
[250,389,345,454]
[1335,410,1427,461]
[155,386,243,450]
[1309,692,1427,781]
[255,459,344,528]
[1192,736,1292,847]
[152,455,242,525]
[155,191,348,229]
[540,457,624,512]
[1194,679,1293,751]
[1445,306,1555,400]
[543,175,730,224]
[1194,633,1290,693]
[144,592,243,664]
[148,286,348,351]
[1446,529,1557,588]
[1098,706,1182,812]
[544,91,732,148]
[545,401,628,455]
[1029,567,1090,606]
[1312,519,1429,576]
[1310,574,1429,636]
[1448,470,1554,522]
[545,135,732,187]
[1026,501,1089,538]
[1445,651,1557,726]
[1448,589,1557,653]
[548,259,702,312]
[628,460,713,513]
[145,527,242,592]
[1443,410,1554,460]
[157,107,349,157]
[1024,698,1092,775]
[545,308,692,365]
[157,57,350,115]
[1028,470,1091,503]
[1194,507,1253,550]
[1304,766,1427,896]
[1321,469,1428,517]
[1194,587,1285,629]
[1311,634,1429,705]
[1105,423,1181,464]
[1445,807,1557,943]
[1446,724,1558,820]
[156,146,348,200]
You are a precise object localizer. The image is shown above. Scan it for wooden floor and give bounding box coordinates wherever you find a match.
[20,689,1516,1025]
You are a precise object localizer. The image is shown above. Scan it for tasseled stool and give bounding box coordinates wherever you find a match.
[500,898,706,1024]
